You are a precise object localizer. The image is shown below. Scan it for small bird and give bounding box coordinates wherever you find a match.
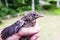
[1,12,43,40]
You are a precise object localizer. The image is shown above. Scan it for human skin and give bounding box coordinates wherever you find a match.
[17,25,40,36]
[6,23,40,40]
[30,33,39,40]
[6,32,39,40]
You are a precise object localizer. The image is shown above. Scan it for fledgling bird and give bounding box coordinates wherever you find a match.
[1,12,43,40]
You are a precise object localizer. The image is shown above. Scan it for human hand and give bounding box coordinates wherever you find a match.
[17,24,40,36]
[30,32,39,40]
[6,22,40,40]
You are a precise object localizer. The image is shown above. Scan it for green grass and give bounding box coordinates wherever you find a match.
[0,15,60,40]
[37,8,60,15]
[52,8,60,15]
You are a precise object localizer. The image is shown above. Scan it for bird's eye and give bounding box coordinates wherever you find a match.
[33,14,36,16]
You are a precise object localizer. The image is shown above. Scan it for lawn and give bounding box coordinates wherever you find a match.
[0,15,60,40]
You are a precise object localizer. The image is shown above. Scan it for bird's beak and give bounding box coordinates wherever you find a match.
[38,14,44,18]
[35,14,44,19]
[39,15,44,17]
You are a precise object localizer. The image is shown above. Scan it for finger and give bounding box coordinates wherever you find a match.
[6,33,21,40]
[30,33,39,40]
[17,27,39,36]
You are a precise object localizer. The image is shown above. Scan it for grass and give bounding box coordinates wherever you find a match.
[37,8,60,15]
[0,15,60,40]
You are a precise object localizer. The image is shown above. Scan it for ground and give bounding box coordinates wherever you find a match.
[0,15,60,40]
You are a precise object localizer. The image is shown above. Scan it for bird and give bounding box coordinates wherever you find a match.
[1,12,43,40]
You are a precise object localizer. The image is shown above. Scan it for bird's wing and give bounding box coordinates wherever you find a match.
[8,20,25,35]
[15,20,25,33]
[1,20,25,40]
[1,27,10,40]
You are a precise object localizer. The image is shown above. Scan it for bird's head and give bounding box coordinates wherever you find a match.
[22,12,43,21]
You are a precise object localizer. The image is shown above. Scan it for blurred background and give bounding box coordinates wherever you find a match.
[0,0,60,40]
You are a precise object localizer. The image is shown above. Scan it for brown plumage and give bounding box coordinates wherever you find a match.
[1,12,43,40]
[20,12,43,40]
